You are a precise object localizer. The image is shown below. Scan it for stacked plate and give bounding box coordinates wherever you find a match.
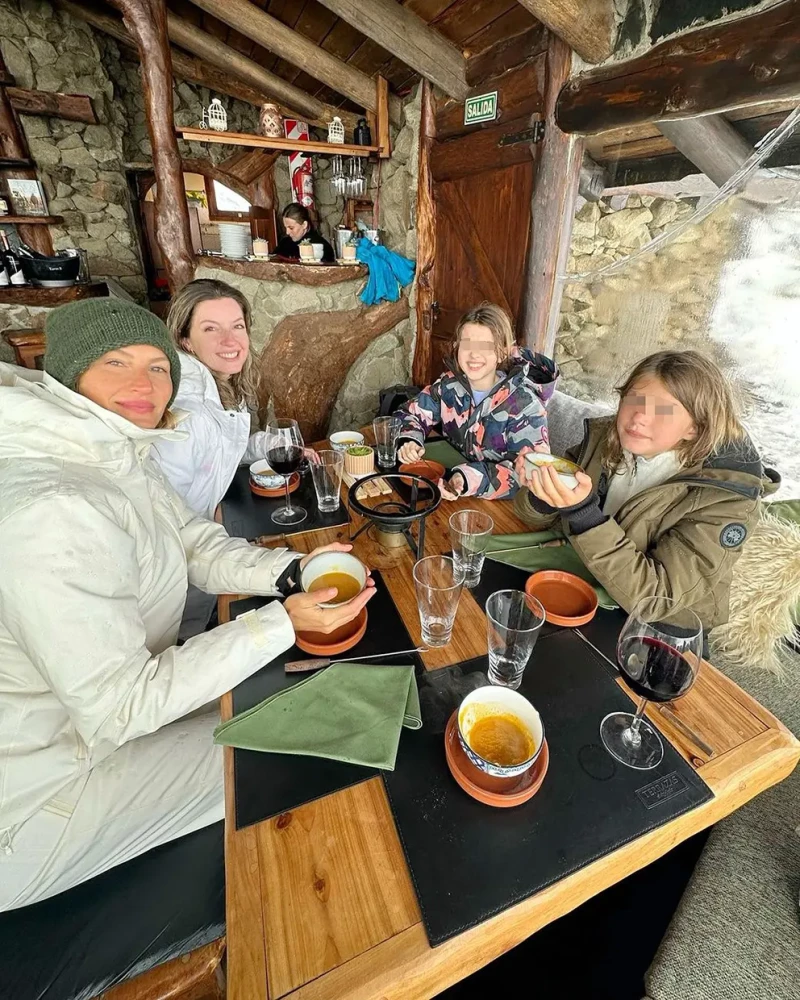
[218,223,251,259]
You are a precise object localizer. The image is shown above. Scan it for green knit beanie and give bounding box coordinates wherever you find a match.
[44,298,181,405]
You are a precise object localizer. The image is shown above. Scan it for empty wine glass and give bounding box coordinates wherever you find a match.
[265,418,306,526]
[601,596,703,770]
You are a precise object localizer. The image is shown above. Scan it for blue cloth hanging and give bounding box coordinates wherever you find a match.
[356,238,416,306]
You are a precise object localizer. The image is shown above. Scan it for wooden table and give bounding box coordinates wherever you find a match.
[221,457,800,1000]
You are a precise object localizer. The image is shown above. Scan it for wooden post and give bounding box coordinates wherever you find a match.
[376,77,391,160]
[656,117,753,187]
[0,52,53,255]
[412,80,436,386]
[108,0,194,292]
[521,35,583,354]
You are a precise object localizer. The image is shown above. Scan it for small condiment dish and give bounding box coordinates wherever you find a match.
[457,686,544,779]
[249,460,284,490]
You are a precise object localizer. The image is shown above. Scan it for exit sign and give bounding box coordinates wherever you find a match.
[464,91,498,125]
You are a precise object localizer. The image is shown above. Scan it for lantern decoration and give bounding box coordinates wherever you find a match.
[327,116,345,144]
[259,103,283,138]
[206,98,228,132]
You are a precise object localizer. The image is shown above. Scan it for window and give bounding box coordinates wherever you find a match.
[207,180,251,221]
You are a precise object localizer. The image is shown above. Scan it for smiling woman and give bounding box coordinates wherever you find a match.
[78,346,174,430]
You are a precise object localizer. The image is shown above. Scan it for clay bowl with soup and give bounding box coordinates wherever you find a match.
[524,453,583,490]
[457,686,544,783]
[300,551,368,609]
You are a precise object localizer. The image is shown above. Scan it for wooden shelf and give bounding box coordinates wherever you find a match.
[0,214,63,224]
[0,281,108,306]
[177,127,380,158]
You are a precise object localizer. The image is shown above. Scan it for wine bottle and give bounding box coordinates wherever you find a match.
[0,231,27,285]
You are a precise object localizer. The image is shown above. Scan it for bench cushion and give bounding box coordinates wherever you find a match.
[0,822,224,1000]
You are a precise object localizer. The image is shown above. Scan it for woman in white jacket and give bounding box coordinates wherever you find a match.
[0,298,373,911]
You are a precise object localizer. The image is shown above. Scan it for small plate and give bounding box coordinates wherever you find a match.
[525,570,598,627]
[250,472,300,498]
[444,712,549,808]
[295,606,368,656]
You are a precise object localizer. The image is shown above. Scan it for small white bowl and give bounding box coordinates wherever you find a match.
[300,551,368,608]
[457,686,544,779]
[525,452,580,490]
[249,460,284,490]
[329,431,365,453]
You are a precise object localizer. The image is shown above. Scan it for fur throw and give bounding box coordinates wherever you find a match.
[710,509,800,674]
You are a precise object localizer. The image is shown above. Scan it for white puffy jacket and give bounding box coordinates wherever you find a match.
[0,364,296,842]
[151,352,269,517]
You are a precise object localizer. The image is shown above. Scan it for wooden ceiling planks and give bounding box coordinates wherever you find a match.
[429,0,520,48]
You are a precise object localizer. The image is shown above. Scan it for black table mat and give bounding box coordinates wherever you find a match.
[221,465,350,540]
[382,630,713,946]
[229,572,420,830]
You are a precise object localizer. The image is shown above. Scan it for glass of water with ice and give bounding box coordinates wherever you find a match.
[486,590,545,689]
[412,555,465,647]
[449,509,494,588]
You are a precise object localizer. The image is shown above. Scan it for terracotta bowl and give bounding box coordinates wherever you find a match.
[525,570,598,627]
[398,460,445,483]
[250,472,300,498]
[294,607,368,656]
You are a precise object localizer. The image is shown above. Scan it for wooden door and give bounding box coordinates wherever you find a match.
[414,57,545,386]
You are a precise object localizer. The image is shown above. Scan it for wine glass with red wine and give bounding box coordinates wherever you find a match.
[600,596,703,770]
[265,418,306,526]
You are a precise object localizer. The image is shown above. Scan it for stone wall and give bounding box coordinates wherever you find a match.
[554,190,736,400]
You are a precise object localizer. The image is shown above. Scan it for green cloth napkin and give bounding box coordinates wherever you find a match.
[423,438,468,470]
[484,530,619,610]
[213,662,421,771]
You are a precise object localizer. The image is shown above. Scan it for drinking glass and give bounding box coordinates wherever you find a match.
[265,417,306,525]
[449,509,494,588]
[412,555,465,647]
[373,414,402,469]
[601,596,703,770]
[486,590,545,690]
[309,449,344,513]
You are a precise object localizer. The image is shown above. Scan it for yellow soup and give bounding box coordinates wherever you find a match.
[468,713,535,767]
[308,571,362,604]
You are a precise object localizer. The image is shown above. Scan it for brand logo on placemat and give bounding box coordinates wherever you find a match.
[635,771,688,809]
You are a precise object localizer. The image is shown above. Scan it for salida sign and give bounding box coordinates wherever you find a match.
[464,91,498,126]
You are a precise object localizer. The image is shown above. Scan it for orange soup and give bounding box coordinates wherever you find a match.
[308,571,362,604]
[468,713,535,767]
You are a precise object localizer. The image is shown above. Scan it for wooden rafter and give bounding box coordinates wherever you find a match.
[557,0,800,134]
[8,87,97,124]
[657,117,753,187]
[313,0,469,102]
[187,0,402,124]
[514,0,616,64]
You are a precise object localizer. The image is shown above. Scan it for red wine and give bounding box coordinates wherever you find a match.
[618,636,694,703]
[266,445,303,476]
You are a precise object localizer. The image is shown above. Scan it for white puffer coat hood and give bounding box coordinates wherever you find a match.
[0,363,296,842]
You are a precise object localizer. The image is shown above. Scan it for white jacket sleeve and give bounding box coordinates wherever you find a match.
[0,495,296,752]
[151,406,227,518]
[242,429,268,466]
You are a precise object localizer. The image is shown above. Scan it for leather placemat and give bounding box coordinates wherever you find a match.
[221,465,349,540]
[230,572,420,830]
[382,631,713,946]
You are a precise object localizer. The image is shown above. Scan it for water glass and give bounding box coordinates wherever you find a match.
[486,590,545,689]
[373,414,402,468]
[413,555,465,648]
[309,449,344,513]
[449,509,494,588]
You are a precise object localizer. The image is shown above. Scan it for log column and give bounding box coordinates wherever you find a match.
[108,0,194,292]
[412,80,436,386]
[0,52,54,254]
[521,34,583,354]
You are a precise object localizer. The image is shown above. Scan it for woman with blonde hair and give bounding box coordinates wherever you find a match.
[151,277,268,519]
[514,350,780,628]
[396,302,558,499]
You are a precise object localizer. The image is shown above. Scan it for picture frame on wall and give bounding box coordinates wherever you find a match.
[7,179,49,217]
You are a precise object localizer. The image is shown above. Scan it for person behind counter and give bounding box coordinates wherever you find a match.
[274,202,335,262]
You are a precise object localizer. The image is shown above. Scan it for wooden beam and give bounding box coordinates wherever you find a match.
[187,0,402,124]
[557,0,800,135]
[108,0,194,292]
[219,148,281,187]
[0,51,53,254]
[465,22,548,87]
[313,0,468,102]
[656,116,753,187]
[8,87,97,124]
[515,0,616,64]
[59,1,282,113]
[521,34,582,353]
[376,76,391,159]
[412,80,436,387]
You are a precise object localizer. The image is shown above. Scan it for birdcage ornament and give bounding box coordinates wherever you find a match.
[206,98,228,132]
[327,116,345,144]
